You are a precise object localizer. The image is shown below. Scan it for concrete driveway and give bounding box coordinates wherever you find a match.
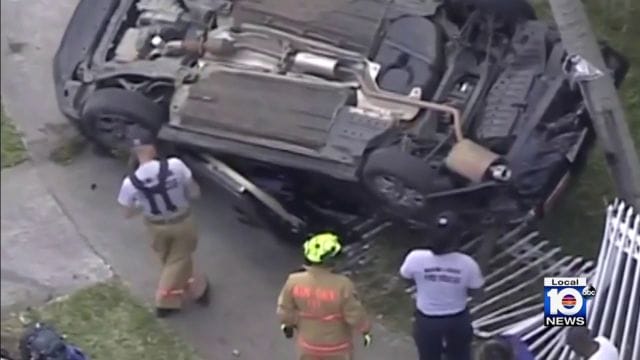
[0,0,416,358]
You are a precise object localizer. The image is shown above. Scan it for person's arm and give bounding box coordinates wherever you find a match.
[117,179,142,219]
[466,257,485,302]
[126,153,139,172]
[276,276,298,327]
[186,178,201,199]
[399,250,418,281]
[468,288,484,301]
[342,280,372,335]
[174,158,201,199]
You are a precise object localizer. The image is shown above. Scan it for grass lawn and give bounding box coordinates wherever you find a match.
[1,281,198,360]
[1,104,27,168]
[347,229,419,334]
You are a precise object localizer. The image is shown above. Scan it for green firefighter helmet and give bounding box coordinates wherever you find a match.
[303,232,343,264]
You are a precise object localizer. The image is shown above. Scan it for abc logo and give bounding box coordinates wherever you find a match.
[547,288,584,316]
[582,285,597,297]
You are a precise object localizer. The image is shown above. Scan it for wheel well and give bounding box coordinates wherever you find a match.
[95,75,175,108]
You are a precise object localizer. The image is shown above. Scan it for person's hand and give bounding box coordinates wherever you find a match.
[363,333,372,347]
[280,324,295,339]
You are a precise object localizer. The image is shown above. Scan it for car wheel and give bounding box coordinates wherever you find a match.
[81,88,167,152]
[468,0,536,20]
[362,147,436,216]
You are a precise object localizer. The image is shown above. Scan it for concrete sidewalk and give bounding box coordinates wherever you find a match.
[0,151,417,359]
[31,151,419,360]
[1,161,112,317]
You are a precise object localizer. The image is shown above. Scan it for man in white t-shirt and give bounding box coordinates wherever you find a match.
[399,212,484,360]
[566,327,619,360]
[117,127,209,317]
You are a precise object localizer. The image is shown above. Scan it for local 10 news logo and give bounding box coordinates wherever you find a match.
[544,277,596,327]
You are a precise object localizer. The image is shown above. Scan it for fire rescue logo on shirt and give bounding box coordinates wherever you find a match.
[544,277,596,327]
[423,267,462,284]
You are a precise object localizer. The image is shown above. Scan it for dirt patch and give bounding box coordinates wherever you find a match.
[37,123,89,165]
[48,135,88,165]
[1,281,198,360]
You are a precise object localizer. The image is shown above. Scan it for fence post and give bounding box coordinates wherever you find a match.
[548,0,640,209]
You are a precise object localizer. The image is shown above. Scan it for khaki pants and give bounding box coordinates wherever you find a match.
[144,215,207,309]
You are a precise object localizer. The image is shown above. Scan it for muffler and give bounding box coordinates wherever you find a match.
[445,139,510,183]
[292,52,339,78]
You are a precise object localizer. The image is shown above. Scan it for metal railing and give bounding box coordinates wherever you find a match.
[494,200,640,360]
[468,230,596,339]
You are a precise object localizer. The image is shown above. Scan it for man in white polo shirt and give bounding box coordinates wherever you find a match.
[399,212,484,360]
[118,127,209,317]
[566,327,619,360]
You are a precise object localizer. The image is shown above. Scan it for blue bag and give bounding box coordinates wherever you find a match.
[19,322,89,360]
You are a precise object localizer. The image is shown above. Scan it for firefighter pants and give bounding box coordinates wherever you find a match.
[144,214,207,309]
[413,309,473,360]
[299,353,352,360]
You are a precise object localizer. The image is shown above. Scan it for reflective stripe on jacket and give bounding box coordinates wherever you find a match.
[276,266,371,354]
[298,337,352,356]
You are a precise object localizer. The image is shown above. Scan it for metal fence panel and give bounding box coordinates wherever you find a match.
[483,200,640,360]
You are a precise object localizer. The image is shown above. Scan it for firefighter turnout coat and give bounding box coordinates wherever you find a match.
[277,265,372,358]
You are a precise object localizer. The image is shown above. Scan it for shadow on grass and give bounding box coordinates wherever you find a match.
[1,281,197,360]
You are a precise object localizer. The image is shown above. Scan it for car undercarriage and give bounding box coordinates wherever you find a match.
[53,0,629,240]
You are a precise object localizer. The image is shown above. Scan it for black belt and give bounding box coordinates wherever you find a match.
[145,209,190,225]
[415,308,468,319]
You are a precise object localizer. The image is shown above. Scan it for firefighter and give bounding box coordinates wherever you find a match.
[277,232,373,360]
[117,127,209,317]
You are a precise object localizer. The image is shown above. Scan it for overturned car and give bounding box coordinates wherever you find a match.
[53,0,627,238]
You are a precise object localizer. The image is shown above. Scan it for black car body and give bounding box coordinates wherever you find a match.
[53,0,628,237]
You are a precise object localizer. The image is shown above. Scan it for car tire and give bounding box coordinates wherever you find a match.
[469,0,536,20]
[81,88,167,151]
[361,147,436,216]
